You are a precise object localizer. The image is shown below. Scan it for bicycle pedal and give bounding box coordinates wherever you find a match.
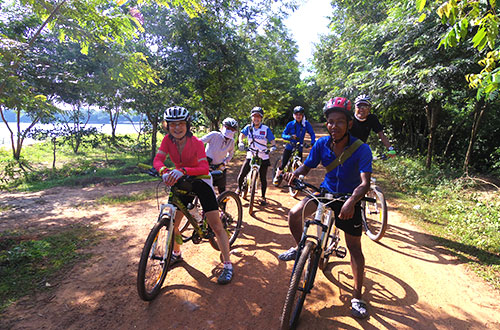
[335,246,347,258]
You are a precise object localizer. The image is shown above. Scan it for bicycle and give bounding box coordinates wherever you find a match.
[177,165,241,234]
[279,177,375,330]
[272,143,309,197]
[239,146,270,214]
[136,165,243,301]
[362,155,388,241]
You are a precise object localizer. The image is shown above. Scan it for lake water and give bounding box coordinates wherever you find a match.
[0,122,142,147]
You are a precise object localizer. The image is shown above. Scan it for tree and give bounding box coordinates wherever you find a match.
[417,0,500,99]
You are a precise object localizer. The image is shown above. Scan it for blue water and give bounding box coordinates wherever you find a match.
[0,122,142,147]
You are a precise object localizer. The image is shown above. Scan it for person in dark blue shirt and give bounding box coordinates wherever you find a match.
[278,97,372,319]
[273,106,316,186]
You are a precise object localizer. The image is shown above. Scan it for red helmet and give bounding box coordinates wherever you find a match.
[323,97,352,121]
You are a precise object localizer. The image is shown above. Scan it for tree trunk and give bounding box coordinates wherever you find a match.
[425,102,440,170]
[463,100,486,174]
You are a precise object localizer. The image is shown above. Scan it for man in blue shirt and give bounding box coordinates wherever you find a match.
[273,106,316,186]
[279,97,372,319]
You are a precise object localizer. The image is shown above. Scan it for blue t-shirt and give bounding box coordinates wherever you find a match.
[282,120,316,151]
[304,135,372,194]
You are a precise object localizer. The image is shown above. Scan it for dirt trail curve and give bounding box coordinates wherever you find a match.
[1,126,499,329]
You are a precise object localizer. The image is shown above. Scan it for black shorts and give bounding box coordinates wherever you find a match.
[306,196,363,237]
[178,179,219,213]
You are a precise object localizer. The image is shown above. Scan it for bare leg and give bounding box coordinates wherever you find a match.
[345,233,364,299]
[288,197,316,244]
[205,210,231,263]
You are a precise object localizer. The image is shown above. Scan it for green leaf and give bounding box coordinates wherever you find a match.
[472,28,486,48]
[417,13,427,22]
[416,0,427,12]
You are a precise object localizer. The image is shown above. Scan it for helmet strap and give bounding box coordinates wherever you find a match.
[332,131,349,144]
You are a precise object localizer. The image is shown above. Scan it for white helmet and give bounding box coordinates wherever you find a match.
[354,94,372,106]
[163,106,190,122]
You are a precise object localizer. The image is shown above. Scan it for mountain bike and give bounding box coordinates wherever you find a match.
[362,155,388,241]
[239,146,270,214]
[272,143,309,197]
[178,165,242,235]
[136,165,243,301]
[279,177,375,330]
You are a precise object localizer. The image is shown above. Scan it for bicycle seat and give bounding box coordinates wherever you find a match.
[210,169,224,179]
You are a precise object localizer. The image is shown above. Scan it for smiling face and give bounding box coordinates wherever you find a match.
[168,120,187,139]
[293,112,304,122]
[355,103,371,120]
[326,111,352,141]
[251,113,263,127]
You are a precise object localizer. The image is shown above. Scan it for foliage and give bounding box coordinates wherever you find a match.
[0,225,100,312]
[418,0,500,99]
[377,156,500,289]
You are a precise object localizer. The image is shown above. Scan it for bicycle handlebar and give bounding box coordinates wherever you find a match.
[137,163,210,180]
[287,176,374,203]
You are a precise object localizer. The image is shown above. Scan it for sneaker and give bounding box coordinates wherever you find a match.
[217,267,233,284]
[278,247,297,261]
[259,197,267,206]
[272,171,283,186]
[168,254,183,268]
[351,298,368,319]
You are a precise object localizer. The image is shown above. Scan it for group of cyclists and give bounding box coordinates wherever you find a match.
[152,94,395,319]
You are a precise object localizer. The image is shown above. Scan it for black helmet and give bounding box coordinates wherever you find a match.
[354,94,372,106]
[164,106,190,122]
[222,117,238,129]
[250,106,264,117]
[323,97,352,121]
[293,106,305,114]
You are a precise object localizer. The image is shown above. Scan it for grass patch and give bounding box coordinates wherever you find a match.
[96,190,157,205]
[0,225,102,313]
[376,156,500,290]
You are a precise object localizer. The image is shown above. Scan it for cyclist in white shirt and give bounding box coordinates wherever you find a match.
[236,107,277,205]
[201,117,238,193]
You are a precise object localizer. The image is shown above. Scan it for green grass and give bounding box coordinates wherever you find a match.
[0,225,102,313]
[0,133,169,192]
[376,156,500,290]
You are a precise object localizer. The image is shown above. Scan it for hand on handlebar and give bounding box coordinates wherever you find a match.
[162,169,183,186]
[238,142,245,151]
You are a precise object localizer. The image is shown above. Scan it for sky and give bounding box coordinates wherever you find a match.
[284,0,333,73]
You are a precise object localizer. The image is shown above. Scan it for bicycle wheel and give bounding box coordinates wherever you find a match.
[137,216,174,301]
[248,169,258,214]
[362,186,388,241]
[218,191,243,246]
[208,190,243,250]
[288,160,301,197]
[280,241,319,330]
[272,158,282,187]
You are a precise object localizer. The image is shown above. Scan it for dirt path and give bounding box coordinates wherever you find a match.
[2,137,500,329]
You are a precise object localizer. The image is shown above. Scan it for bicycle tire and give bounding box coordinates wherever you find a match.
[288,160,301,197]
[272,158,282,187]
[248,169,258,214]
[280,241,318,330]
[362,186,388,241]
[137,216,174,301]
[208,190,243,250]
